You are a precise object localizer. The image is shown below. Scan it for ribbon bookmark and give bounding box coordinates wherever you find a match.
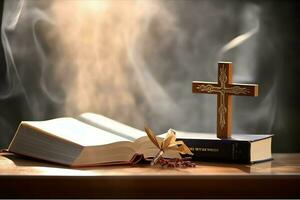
[144,128,193,166]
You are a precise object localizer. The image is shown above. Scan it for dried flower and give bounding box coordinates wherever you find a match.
[158,157,196,168]
[144,128,193,166]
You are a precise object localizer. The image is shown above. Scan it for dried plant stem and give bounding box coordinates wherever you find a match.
[151,150,164,166]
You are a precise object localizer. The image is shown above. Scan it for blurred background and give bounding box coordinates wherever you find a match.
[0,0,299,152]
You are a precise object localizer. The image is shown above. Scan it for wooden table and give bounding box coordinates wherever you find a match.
[0,153,299,198]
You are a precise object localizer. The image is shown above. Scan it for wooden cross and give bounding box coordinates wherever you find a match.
[192,62,259,139]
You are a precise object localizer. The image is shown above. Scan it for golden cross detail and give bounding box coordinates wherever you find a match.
[192,62,259,139]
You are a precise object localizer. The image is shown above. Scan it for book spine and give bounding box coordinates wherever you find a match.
[180,139,251,163]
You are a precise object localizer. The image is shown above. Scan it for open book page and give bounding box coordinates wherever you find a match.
[23,118,131,147]
[79,113,146,141]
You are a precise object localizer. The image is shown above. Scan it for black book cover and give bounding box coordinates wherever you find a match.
[176,131,272,164]
[181,139,251,163]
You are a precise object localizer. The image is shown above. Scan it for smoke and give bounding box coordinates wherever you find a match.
[218,4,260,59]
[1,0,24,99]
[1,0,277,147]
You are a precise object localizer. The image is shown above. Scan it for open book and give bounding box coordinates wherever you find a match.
[8,113,180,167]
[8,112,272,166]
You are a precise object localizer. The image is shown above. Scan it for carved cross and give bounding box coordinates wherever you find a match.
[192,62,259,139]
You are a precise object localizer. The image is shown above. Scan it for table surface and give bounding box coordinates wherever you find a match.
[1,153,300,198]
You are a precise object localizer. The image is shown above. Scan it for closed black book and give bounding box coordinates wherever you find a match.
[175,131,273,164]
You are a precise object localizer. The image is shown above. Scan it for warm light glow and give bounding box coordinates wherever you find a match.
[44,0,173,127]
[81,0,108,12]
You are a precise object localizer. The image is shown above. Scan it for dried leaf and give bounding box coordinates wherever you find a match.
[176,144,193,155]
[161,131,175,149]
[168,129,177,144]
[145,127,193,159]
[144,127,160,149]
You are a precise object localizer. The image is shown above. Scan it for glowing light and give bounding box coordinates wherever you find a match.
[80,0,109,13]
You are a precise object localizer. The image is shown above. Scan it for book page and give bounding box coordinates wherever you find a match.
[23,118,131,146]
[79,113,146,140]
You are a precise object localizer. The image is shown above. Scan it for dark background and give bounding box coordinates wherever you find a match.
[0,0,300,152]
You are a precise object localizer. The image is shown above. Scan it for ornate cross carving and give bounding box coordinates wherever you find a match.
[192,62,259,139]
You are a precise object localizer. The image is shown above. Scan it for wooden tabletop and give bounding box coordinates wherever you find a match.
[0,153,300,198]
